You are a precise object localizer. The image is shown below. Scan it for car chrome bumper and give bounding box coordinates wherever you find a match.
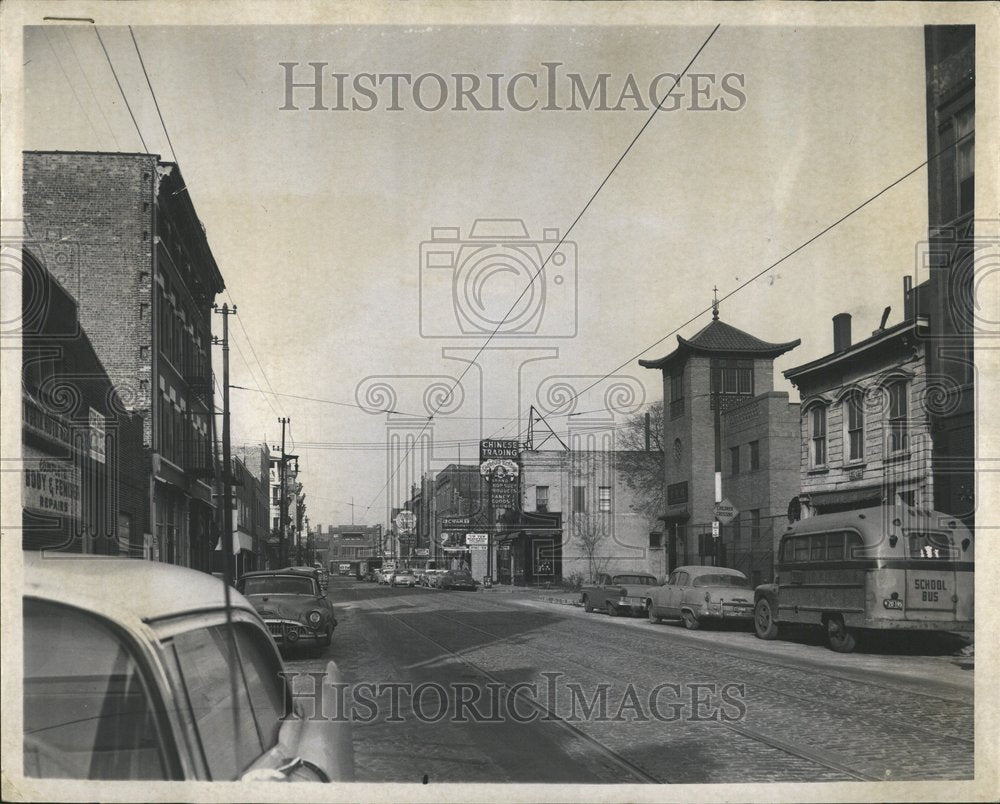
[265,619,329,643]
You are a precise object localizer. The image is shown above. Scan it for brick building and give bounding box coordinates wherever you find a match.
[640,310,801,584]
[21,248,146,555]
[430,464,483,567]
[230,443,270,576]
[784,285,935,518]
[922,26,976,528]
[23,151,226,570]
[502,447,657,585]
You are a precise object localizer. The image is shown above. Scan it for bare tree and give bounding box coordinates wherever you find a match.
[573,513,611,583]
[615,400,665,528]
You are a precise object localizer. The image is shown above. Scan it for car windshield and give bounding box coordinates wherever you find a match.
[242,576,315,596]
[692,574,750,588]
[613,575,657,585]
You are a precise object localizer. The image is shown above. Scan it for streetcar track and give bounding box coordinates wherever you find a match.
[340,584,971,782]
[423,584,972,706]
[429,601,974,747]
[387,596,880,782]
[361,591,666,784]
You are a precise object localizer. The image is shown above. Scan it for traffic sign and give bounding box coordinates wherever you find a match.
[711,521,721,538]
[465,533,488,546]
[713,498,738,525]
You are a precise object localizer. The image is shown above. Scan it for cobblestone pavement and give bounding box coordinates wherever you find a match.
[283,578,974,784]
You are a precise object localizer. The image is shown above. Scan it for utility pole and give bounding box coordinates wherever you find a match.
[278,417,289,566]
[213,304,237,586]
[711,288,722,569]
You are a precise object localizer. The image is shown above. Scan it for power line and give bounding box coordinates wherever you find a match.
[62,28,121,150]
[366,24,721,518]
[224,289,288,419]
[94,27,148,153]
[556,128,978,414]
[41,28,102,146]
[128,26,176,162]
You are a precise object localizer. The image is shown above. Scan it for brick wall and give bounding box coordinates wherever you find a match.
[23,152,157,446]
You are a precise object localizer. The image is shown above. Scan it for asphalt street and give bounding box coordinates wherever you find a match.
[283,576,974,784]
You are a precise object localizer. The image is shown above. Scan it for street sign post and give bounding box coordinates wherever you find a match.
[713,498,738,525]
[711,520,721,538]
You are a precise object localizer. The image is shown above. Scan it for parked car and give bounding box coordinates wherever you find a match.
[439,569,478,591]
[646,566,754,630]
[377,567,397,585]
[422,569,447,588]
[22,553,353,782]
[581,572,659,616]
[237,567,337,649]
[392,570,417,588]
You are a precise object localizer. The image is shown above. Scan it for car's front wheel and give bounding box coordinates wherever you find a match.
[606,601,618,617]
[754,598,779,640]
[648,601,661,624]
[583,595,594,613]
[320,626,333,648]
[682,610,699,630]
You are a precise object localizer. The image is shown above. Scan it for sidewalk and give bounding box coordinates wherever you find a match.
[480,584,582,608]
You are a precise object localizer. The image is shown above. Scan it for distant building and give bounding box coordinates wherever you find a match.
[502,447,655,585]
[24,151,226,570]
[784,285,935,519]
[431,464,483,567]
[320,525,382,569]
[268,452,302,566]
[640,310,801,584]
[21,250,145,554]
[923,25,976,528]
[231,443,270,575]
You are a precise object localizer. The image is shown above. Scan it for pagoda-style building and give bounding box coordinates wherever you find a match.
[639,307,801,585]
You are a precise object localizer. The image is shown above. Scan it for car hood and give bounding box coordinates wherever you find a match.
[246,595,325,621]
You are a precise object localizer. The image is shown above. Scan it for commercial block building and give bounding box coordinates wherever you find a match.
[23,151,226,569]
[784,287,935,518]
[21,249,146,554]
[923,25,976,528]
[640,310,801,584]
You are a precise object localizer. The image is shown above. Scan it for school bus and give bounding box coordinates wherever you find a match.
[753,505,974,652]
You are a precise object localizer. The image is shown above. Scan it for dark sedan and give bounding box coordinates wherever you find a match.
[237,567,337,648]
[439,570,478,591]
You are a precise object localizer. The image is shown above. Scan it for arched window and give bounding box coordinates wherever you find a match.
[887,380,909,454]
[809,405,827,467]
[843,390,864,463]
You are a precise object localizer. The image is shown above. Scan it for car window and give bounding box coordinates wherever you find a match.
[692,574,750,588]
[171,625,263,780]
[243,576,315,596]
[23,598,167,780]
[676,571,690,586]
[612,575,657,586]
[233,625,287,750]
[666,571,678,586]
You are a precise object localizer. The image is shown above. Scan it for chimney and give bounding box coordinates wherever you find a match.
[833,313,852,353]
[903,276,914,320]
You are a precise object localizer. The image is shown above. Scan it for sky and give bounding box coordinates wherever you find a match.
[22,22,932,529]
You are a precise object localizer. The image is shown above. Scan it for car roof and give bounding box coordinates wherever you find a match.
[673,565,746,577]
[23,553,258,625]
[241,566,319,578]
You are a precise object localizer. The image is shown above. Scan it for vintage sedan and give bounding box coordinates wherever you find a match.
[392,570,417,588]
[439,569,478,591]
[581,572,659,616]
[237,567,337,649]
[646,565,754,630]
[22,553,353,782]
[422,569,447,588]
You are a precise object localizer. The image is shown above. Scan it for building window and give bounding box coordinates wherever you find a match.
[730,445,740,475]
[888,381,909,454]
[749,509,761,541]
[598,486,611,513]
[669,372,684,419]
[749,440,760,470]
[572,486,586,513]
[955,105,974,216]
[845,391,864,463]
[535,486,549,513]
[729,512,741,547]
[810,406,827,467]
[711,359,754,396]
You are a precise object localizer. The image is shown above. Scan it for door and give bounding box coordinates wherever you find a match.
[663,571,689,616]
[904,530,959,621]
[652,571,678,617]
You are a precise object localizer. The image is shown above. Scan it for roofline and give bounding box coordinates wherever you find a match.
[783,317,928,381]
[639,338,801,370]
[25,149,163,160]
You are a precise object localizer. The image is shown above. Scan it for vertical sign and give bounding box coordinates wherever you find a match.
[479,439,520,510]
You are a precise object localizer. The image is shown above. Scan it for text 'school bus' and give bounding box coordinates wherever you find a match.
[753,505,974,652]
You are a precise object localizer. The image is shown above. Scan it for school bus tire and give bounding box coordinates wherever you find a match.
[754,597,779,640]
